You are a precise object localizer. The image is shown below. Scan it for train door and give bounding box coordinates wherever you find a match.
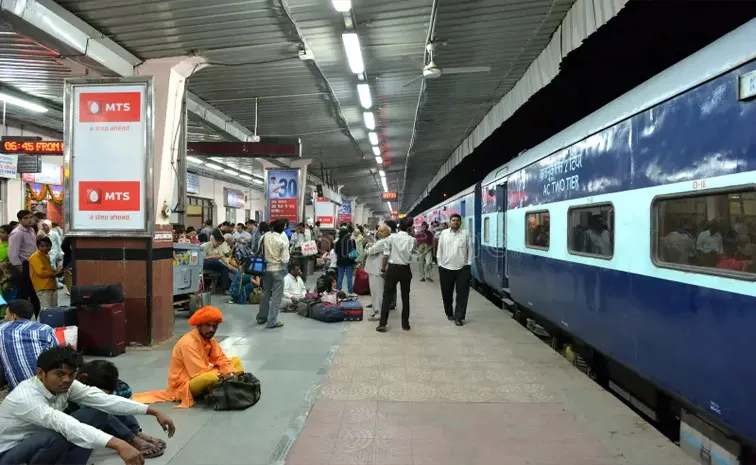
[496,182,509,290]
[460,199,466,219]
[472,184,483,282]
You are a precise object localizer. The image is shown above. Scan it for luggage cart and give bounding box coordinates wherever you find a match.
[172,243,210,315]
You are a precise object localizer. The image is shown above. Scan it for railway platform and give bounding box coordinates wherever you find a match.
[82,269,694,465]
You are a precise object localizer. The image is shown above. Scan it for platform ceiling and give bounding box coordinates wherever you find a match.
[0,0,575,212]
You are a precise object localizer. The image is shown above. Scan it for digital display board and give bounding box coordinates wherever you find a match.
[381,191,398,201]
[1,140,63,155]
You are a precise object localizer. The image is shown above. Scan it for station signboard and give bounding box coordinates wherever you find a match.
[381,191,398,201]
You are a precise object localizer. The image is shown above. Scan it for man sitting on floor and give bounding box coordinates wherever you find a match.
[71,360,167,459]
[0,299,57,389]
[281,264,307,311]
[134,306,243,408]
[0,346,175,465]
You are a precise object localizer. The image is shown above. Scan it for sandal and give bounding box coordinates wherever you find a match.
[137,432,166,448]
[368,315,378,321]
[136,441,165,459]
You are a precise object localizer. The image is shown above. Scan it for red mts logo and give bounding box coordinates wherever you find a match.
[79,92,141,123]
[78,181,140,211]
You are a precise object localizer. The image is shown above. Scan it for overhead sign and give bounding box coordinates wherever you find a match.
[188,138,302,158]
[338,200,352,224]
[381,191,398,201]
[0,138,64,155]
[391,210,398,215]
[224,187,245,209]
[16,156,41,173]
[22,162,63,185]
[315,197,335,228]
[267,169,299,223]
[0,155,17,179]
[66,79,150,233]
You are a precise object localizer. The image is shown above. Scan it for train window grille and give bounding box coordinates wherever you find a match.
[483,217,490,243]
[652,186,756,280]
[567,203,614,260]
[525,210,550,250]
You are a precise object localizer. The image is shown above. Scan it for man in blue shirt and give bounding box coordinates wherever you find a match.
[0,300,57,388]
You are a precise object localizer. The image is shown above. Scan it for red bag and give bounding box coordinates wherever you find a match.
[76,303,126,357]
[353,268,370,295]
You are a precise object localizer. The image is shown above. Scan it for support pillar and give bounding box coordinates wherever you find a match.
[73,56,206,346]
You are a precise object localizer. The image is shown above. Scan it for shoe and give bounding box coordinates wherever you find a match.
[366,304,372,308]
[455,320,463,326]
[376,326,387,332]
[419,278,426,282]
[402,325,411,331]
[256,318,267,325]
[447,316,454,321]
[427,278,434,282]
[266,321,284,329]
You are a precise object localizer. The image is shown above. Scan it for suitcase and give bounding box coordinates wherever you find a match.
[353,268,370,295]
[39,306,77,328]
[71,284,124,306]
[76,302,126,357]
[341,300,363,321]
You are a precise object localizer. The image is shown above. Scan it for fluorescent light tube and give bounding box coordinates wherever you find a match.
[240,174,252,181]
[186,156,203,164]
[0,92,47,113]
[372,146,380,156]
[342,33,364,74]
[205,163,222,170]
[375,156,383,164]
[387,202,392,211]
[379,169,386,177]
[368,131,378,145]
[223,168,237,175]
[253,178,264,185]
[332,0,351,12]
[357,84,372,109]
[363,112,375,130]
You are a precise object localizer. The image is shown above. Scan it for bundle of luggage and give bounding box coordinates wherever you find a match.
[296,271,364,323]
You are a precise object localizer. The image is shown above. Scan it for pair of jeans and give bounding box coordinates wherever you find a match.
[257,270,285,327]
[13,261,40,318]
[0,408,140,465]
[379,264,412,328]
[203,259,235,290]
[438,266,471,320]
[337,266,354,294]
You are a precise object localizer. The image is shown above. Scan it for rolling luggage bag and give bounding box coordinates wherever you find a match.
[340,300,363,321]
[72,284,126,357]
[39,306,77,328]
[309,303,344,323]
[353,268,370,295]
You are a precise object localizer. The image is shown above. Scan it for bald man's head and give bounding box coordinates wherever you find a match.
[377,224,390,239]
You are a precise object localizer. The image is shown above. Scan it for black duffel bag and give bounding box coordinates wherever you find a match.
[70,284,124,305]
[206,372,261,411]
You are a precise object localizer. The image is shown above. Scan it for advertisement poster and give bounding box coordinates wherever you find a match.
[70,83,147,231]
[315,197,335,228]
[186,172,200,194]
[338,200,352,224]
[267,169,298,223]
[22,162,63,185]
[224,187,245,209]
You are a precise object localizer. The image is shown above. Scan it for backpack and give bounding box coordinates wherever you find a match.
[295,297,321,318]
[206,372,262,411]
[316,273,334,294]
[309,303,345,323]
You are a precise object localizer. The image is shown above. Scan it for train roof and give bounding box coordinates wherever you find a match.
[481,18,756,186]
[418,184,475,216]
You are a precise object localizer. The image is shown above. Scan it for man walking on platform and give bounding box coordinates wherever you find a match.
[436,214,473,326]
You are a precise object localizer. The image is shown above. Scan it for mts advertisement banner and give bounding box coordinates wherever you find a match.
[315,197,335,228]
[267,169,299,223]
[69,83,148,232]
[338,200,352,224]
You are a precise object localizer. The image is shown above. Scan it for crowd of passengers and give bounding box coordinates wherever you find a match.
[661,217,755,272]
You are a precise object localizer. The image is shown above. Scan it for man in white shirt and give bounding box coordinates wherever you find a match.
[257,219,290,329]
[696,220,724,266]
[281,264,308,310]
[436,213,473,326]
[0,346,175,465]
[377,218,417,333]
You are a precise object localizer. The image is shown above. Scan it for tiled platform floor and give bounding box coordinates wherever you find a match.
[285,274,696,465]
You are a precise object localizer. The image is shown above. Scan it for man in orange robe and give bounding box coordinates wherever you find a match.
[133,306,243,408]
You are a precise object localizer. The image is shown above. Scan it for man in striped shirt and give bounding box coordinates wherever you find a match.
[0,300,57,388]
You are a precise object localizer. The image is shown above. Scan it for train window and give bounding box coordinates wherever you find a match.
[525,210,550,250]
[484,217,490,242]
[653,187,756,279]
[568,203,614,259]
[468,218,473,232]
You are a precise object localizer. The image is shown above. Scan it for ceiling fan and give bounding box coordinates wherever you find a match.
[402,42,491,88]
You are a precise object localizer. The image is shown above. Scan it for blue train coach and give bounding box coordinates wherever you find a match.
[419,18,756,454]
